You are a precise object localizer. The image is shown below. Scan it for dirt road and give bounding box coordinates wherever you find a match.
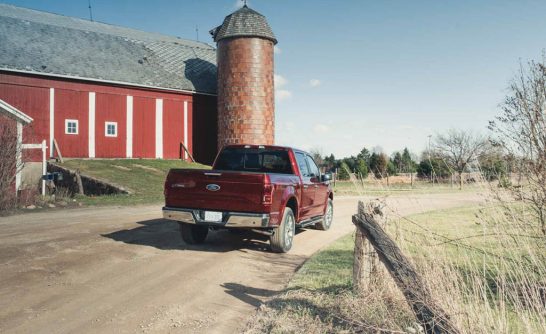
[0,193,484,333]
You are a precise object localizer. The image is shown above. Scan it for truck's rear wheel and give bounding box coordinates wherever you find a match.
[270,207,295,253]
[316,199,333,231]
[179,223,208,244]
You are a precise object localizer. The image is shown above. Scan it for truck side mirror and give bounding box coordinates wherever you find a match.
[320,173,332,182]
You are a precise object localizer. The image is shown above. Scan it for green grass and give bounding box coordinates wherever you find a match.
[58,159,210,206]
[290,235,354,292]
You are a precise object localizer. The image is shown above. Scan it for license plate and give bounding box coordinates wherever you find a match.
[204,211,223,222]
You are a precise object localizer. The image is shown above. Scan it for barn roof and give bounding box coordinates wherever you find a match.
[211,5,277,44]
[0,4,217,95]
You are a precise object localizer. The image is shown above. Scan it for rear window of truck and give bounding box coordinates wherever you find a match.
[215,148,293,174]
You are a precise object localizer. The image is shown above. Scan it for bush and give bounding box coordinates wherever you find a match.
[369,153,388,178]
[417,158,450,178]
[0,118,18,212]
[355,159,368,179]
[337,162,350,180]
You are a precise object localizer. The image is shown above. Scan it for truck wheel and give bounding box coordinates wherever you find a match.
[179,223,208,244]
[316,199,333,231]
[270,207,295,253]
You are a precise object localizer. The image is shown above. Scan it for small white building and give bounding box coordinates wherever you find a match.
[0,98,33,193]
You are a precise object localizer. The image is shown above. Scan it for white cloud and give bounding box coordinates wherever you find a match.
[274,74,292,101]
[274,74,287,88]
[313,124,330,134]
[309,79,321,87]
[276,90,292,101]
[274,46,282,54]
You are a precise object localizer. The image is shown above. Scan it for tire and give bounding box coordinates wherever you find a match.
[316,198,333,231]
[270,207,295,253]
[179,223,208,244]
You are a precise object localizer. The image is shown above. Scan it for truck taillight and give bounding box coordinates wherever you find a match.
[263,184,273,204]
[263,174,273,205]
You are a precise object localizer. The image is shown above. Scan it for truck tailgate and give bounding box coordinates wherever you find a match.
[164,169,268,213]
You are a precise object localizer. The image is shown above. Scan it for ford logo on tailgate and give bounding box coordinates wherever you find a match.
[206,184,220,192]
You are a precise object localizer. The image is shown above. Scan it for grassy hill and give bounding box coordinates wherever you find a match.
[58,159,210,206]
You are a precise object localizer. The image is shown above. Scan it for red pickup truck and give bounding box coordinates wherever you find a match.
[163,145,334,253]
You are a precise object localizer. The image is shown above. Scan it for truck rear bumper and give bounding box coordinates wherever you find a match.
[162,207,270,228]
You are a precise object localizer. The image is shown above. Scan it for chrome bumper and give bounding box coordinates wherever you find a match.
[162,207,270,228]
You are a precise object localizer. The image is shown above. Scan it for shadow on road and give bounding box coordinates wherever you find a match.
[221,282,281,307]
[102,219,285,253]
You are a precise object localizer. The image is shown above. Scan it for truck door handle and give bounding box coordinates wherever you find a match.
[314,185,319,188]
[303,185,309,189]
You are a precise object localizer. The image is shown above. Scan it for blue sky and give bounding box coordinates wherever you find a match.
[3,0,545,158]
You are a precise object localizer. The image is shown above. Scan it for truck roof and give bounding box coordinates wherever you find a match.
[222,144,307,153]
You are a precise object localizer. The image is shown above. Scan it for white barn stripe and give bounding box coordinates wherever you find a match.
[88,92,95,158]
[126,96,133,158]
[49,88,54,158]
[183,101,188,160]
[155,98,163,159]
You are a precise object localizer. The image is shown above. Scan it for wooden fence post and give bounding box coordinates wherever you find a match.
[352,200,460,334]
[179,142,195,162]
[353,201,385,293]
[353,227,373,292]
[75,169,84,195]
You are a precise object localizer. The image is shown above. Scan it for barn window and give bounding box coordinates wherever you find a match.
[65,119,78,135]
[105,122,117,137]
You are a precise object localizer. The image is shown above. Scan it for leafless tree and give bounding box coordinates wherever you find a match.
[433,129,488,190]
[0,117,22,211]
[489,55,546,235]
[309,147,324,166]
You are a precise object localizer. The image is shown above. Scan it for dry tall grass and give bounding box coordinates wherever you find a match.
[366,169,546,333]
[245,171,546,333]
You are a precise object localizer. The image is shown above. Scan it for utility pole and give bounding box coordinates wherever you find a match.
[88,0,93,22]
[427,135,434,186]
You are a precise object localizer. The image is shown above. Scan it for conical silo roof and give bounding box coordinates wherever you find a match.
[210,5,277,44]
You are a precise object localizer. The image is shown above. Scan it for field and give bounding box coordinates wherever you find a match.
[58,159,210,206]
[244,202,546,333]
[332,179,485,196]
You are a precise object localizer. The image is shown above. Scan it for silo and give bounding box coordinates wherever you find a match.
[210,5,277,149]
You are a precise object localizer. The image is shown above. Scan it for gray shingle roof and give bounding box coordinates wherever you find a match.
[0,4,217,94]
[211,5,276,44]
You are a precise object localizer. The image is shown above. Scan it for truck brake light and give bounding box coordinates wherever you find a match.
[263,174,273,205]
[263,184,273,204]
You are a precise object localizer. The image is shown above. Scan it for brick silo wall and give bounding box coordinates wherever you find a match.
[217,37,275,149]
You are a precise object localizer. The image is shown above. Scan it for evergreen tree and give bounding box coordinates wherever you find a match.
[357,147,371,167]
[392,152,403,173]
[369,153,388,178]
[355,158,368,178]
[337,161,351,180]
[401,148,416,172]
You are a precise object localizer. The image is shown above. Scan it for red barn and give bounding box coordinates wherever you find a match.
[0,4,219,175]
